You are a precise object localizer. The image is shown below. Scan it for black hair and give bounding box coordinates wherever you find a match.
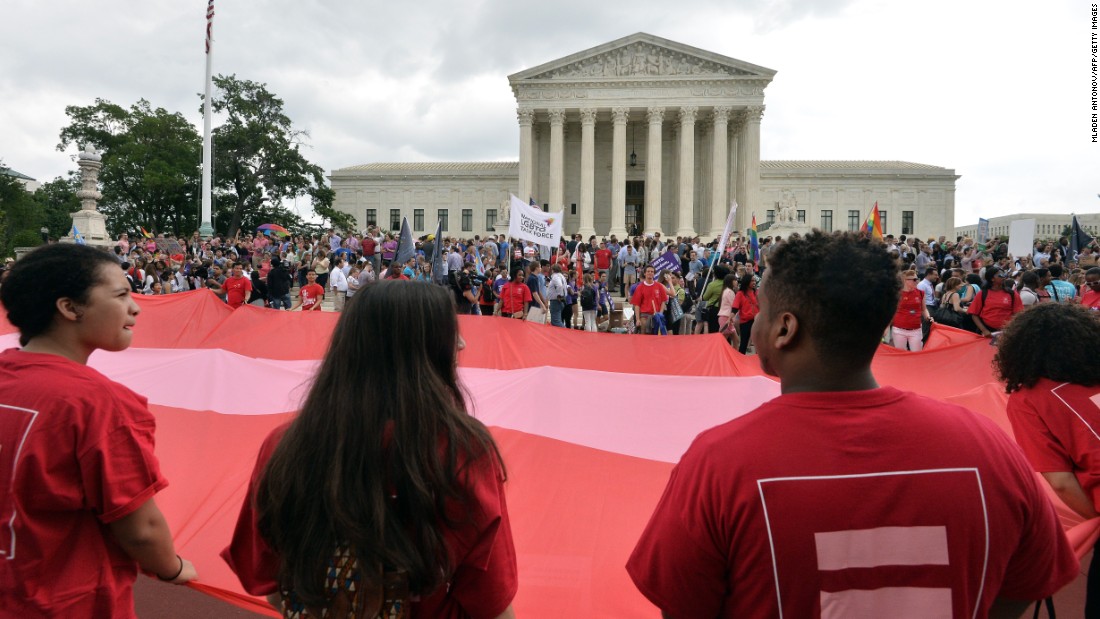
[256,281,503,605]
[995,303,1100,392]
[1,244,121,346]
[1020,271,1040,289]
[722,273,738,290]
[738,273,754,292]
[765,231,899,363]
[1049,264,1064,278]
[965,273,982,286]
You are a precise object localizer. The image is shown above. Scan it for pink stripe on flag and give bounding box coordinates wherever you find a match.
[814,526,949,570]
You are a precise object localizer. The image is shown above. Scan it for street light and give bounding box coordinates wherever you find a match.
[40,227,48,243]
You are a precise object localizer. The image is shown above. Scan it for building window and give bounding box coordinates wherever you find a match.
[796,209,806,223]
[389,209,401,231]
[879,211,887,235]
[438,209,449,232]
[366,209,377,226]
[462,209,473,232]
[413,209,424,232]
[486,209,497,231]
[821,210,833,232]
[571,203,577,215]
[902,211,914,235]
[767,210,775,224]
[543,204,549,212]
[848,210,860,232]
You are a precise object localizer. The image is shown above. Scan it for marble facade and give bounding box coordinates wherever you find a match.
[330,33,959,241]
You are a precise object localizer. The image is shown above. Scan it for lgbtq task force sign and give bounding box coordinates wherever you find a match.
[508,194,564,247]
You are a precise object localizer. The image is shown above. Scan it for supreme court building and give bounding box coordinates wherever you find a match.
[331,33,959,240]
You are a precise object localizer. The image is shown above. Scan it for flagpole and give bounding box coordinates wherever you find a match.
[199,0,215,240]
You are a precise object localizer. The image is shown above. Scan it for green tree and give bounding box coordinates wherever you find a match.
[58,99,202,237]
[0,166,42,255]
[206,74,343,236]
[33,173,82,240]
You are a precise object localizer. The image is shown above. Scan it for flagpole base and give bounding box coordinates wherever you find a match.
[199,221,215,240]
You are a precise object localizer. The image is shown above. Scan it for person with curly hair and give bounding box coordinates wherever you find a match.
[628,231,1076,619]
[995,302,1100,616]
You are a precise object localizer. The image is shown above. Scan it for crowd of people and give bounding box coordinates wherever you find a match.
[5,233,1100,617]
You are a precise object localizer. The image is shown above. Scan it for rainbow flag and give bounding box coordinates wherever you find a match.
[749,213,760,263]
[863,202,883,240]
[140,226,154,239]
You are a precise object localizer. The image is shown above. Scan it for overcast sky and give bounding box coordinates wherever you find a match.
[2,0,1097,227]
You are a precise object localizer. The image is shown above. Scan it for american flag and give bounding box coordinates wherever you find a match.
[205,0,215,54]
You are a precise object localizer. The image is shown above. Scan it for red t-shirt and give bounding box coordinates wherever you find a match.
[1081,287,1100,311]
[224,275,253,309]
[595,249,612,270]
[362,237,377,257]
[499,282,533,315]
[631,281,669,315]
[222,422,517,619]
[732,290,759,322]
[1007,378,1100,509]
[967,288,1022,330]
[627,387,1076,619]
[0,350,167,618]
[893,288,925,330]
[299,283,325,311]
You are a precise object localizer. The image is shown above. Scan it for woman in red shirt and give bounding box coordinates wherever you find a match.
[891,269,931,351]
[223,281,517,618]
[731,273,759,355]
[497,268,532,319]
[0,244,196,617]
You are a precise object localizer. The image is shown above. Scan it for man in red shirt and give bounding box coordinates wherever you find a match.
[628,231,1076,618]
[223,262,253,309]
[1081,267,1100,311]
[292,270,325,311]
[630,265,668,335]
[594,242,612,278]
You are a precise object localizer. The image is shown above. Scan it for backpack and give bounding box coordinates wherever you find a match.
[580,286,597,310]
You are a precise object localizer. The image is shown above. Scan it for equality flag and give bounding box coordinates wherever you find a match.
[392,217,415,267]
[863,202,883,240]
[1069,214,1094,263]
[430,220,446,285]
[71,224,86,245]
[749,213,760,263]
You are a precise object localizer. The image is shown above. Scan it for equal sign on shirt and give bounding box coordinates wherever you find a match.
[758,469,989,619]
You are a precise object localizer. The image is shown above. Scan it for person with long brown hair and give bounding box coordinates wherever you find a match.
[223,280,517,618]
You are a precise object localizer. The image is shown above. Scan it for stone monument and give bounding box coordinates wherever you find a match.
[62,145,112,248]
[766,190,814,238]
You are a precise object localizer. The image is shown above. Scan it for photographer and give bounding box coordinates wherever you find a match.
[452,262,479,315]
[967,267,1023,338]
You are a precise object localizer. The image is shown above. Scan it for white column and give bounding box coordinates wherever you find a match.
[709,106,731,238]
[644,107,664,235]
[739,105,764,233]
[676,106,698,238]
[548,109,565,214]
[517,108,534,204]
[578,108,597,239]
[609,107,629,239]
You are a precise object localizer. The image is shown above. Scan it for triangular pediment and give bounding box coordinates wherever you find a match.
[509,33,776,82]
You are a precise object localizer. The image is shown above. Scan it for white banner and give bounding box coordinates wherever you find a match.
[508,194,563,248]
[1007,219,1035,260]
[715,201,738,258]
